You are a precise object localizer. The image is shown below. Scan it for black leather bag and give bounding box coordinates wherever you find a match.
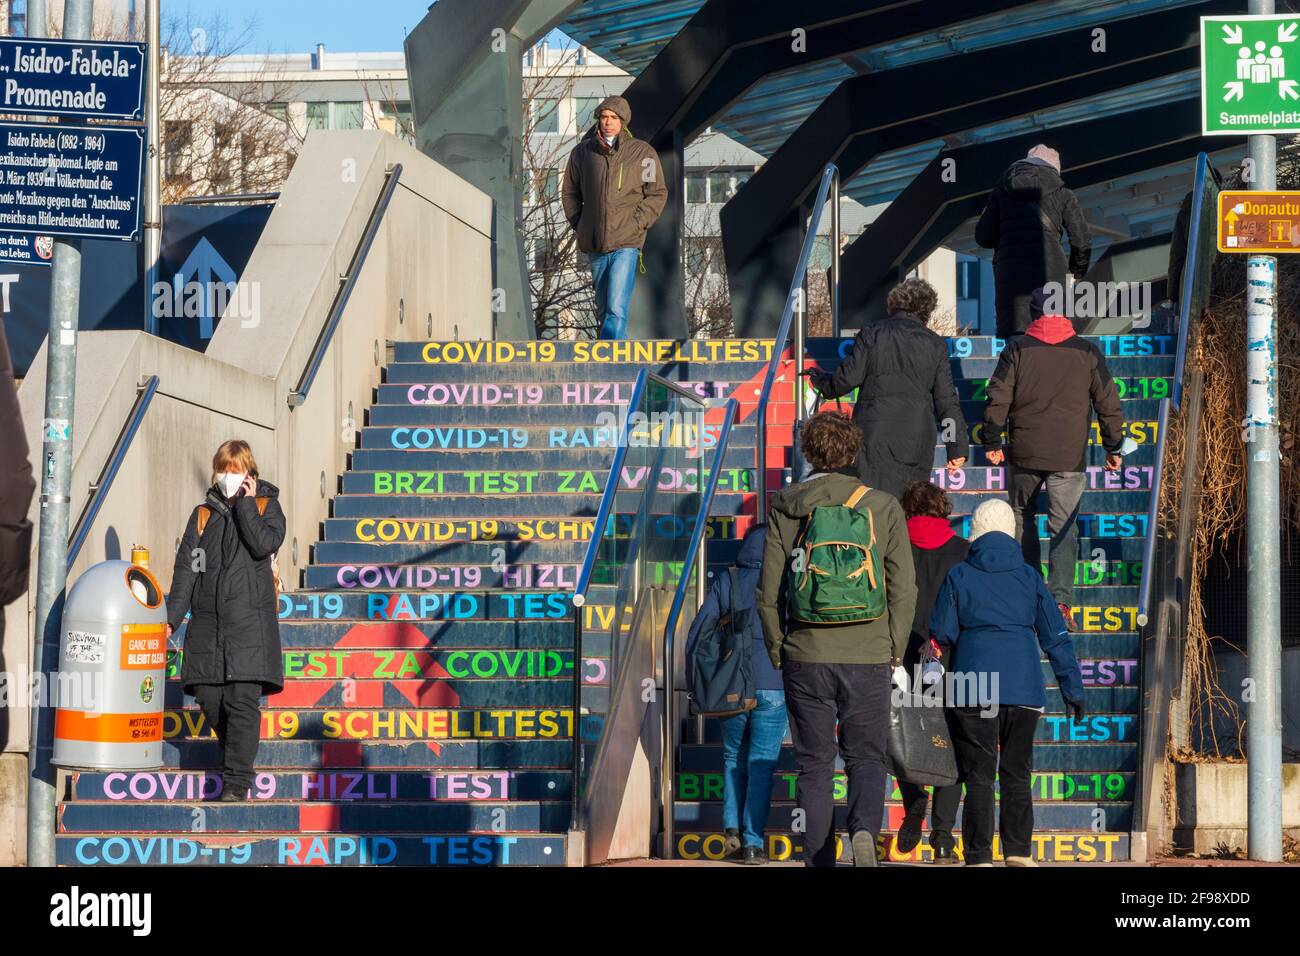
[885,689,959,788]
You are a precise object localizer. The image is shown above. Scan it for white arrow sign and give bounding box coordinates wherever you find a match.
[1225,81,1246,102]
[1223,23,1244,44]
[172,236,237,339]
[1282,79,1300,100]
[1280,21,1298,42]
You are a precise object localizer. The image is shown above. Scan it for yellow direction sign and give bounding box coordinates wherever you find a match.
[1218,190,1300,252]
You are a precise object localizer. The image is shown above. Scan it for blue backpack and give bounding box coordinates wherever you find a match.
[686,569,757,718]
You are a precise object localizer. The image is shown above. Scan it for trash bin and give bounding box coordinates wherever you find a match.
[52,559,168,770]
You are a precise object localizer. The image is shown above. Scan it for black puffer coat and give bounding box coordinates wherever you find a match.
[814,311,969,498]
[974,158,1091,337]
[166,478,286,693]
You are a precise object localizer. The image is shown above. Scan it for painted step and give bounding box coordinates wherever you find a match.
[163,706,580,742]
[380,354,1173,384]
[273,619,602,651]
[683,711,1137,745]
[676,742,1136,773]
[71,769,573,802]
[674,770,1135,803]
[57,833,565,866]
[955,373,1172,402]
[324,489,1152,518]
[168,648,584,682]
[163,678,589,710]
[391,334,1177,365]
[672,800,1132,832]
[672,830,1129,863]
[160,738,574,768]
[272,589,592,622]
[59,801,572,834]
[349,446,767,473]
[364,396,1165,426]
[341,467,759,495]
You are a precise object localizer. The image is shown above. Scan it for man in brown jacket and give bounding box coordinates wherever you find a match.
[561,95,667,339]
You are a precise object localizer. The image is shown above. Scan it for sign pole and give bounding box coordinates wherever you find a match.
[1244,0,1284,865]
[25,0,94,869]
[143,0,161,334]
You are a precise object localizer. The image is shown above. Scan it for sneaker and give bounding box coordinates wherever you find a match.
[851,830,878,867]
[932,845,959,865]
[741,846,766,866]
[723,829,742,858]
[1005,855,1038,867]
[896,812,925,854]
[1058,604,1078,632]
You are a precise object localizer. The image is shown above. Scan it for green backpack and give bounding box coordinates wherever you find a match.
[788,484,887,625]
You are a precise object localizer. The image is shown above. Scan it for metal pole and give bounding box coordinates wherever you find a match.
[1244,0,1282,862]
[143,0,161,334]
[830,168,841,337]
[26,0,94,870]
[25,0,45,37]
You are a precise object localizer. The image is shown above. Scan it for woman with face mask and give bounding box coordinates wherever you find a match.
[165,439,286,801]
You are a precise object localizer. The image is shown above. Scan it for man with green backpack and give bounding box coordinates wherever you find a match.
[756,412,917,867]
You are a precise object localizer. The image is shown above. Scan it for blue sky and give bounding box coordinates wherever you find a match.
[176,0,432,54]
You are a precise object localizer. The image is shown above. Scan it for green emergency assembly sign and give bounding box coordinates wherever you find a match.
[1202,14,1300,134]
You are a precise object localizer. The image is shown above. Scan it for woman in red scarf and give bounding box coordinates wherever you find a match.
[894,480,969,862]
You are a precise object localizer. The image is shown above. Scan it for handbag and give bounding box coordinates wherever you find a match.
[885,669,959,788]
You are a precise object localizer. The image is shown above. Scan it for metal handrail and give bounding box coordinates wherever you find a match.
[66,375,160,570]
[658,397,739,859]
[571,368,649,608]
[754,163,839,515]
[288,163,403,407]
[1138,152,1212,622]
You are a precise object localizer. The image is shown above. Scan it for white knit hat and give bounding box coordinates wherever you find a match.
[970,499,1016,540]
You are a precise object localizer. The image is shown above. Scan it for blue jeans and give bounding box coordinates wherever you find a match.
[589,247,639,339]
[721,689,788,849]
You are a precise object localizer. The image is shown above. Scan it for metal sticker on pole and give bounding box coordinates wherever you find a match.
[1201,15,1300,134]
[0,36,146,120]
[1217,189,1300,252]
[0,120,144,241]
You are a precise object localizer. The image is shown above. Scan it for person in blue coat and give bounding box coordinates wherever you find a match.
[686,525,787,865]
[927,499,1085,867]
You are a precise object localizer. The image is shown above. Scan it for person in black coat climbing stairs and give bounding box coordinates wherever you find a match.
[166,439,286,801]
[974,144,1092,337]
[809,277,968,498]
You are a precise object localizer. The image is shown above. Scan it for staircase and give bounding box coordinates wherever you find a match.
[55,331,1172,866]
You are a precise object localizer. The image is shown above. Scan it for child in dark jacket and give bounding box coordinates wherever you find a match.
[894,480,969,863]
[686,525,786,865]
[928,499,1085,867]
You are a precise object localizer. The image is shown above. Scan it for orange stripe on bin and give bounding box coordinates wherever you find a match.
[55,709,163,743]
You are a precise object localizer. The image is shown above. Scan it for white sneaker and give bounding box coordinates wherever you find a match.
[1005,855,1037,867]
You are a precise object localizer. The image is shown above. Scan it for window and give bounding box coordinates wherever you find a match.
[708,171,736,204]
[211,122,238,193]
[532,98,560,133]
[529,235,570,271]
[526,168,561,205]
[575,96,601,131]
[380,101,413,136]
[809,236,831,271]
[332,101,363,130]
[163,120,192,182]
[305,102,329,132]
[265,102,288,125]
[686,173,708,204]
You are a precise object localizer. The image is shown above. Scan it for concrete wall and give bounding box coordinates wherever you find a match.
[1173,761,1300,855]
[1,130,493,865]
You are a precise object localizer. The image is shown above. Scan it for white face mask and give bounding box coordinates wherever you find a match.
[218,472,246,498]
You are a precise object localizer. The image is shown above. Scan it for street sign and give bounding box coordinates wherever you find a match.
[0,121,144,242]
[1216,190,1300,252]
[0,37,146,121]
[1201,14,1300,135]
